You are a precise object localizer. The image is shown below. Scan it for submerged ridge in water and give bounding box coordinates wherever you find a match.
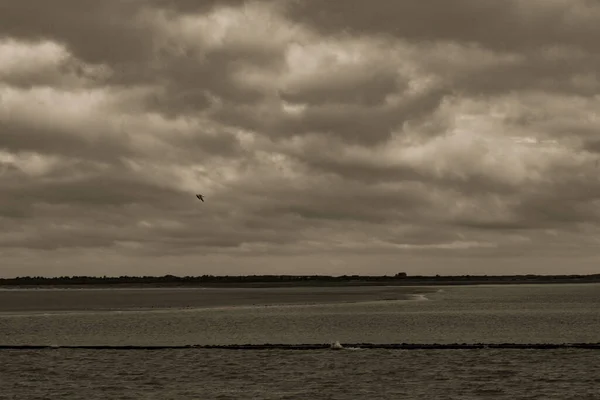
[2,343,600,350]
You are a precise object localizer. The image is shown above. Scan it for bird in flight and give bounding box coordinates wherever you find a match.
[196,194,205,202]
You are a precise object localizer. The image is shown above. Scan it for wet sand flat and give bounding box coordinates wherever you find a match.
[0,285,434,313]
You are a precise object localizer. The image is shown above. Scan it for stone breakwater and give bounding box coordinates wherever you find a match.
[1,343,600,350]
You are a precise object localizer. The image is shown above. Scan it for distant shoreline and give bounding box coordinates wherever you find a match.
[1,274,599,289]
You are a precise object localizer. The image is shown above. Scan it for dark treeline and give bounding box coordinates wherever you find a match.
[1,273,600,287]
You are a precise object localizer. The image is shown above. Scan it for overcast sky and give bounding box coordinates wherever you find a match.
[1,0,600,277]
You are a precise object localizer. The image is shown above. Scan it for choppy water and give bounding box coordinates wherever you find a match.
[1,283,600,398]
[3,348,600,399]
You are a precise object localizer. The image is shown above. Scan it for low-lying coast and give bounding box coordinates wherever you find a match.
[2,343,600,350]
[1,274,599,289]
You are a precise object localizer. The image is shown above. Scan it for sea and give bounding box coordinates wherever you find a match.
[1,283,599,399]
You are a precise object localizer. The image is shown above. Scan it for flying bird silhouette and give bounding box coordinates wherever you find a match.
[196,194,204,202]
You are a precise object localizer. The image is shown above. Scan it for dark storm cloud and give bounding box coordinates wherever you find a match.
[0,84,243,163]
[216,86,452,145]
[512,180,600,228]
[453,219,532,232]
[281,139,534,197]
[147,0,251,14]
[286,0,600,53]
[278,64,406,106]
[0,116,242,166]
[253,180,433,224]
[0,215,299,252]
[0,1,154,65]
[286,1,600,99]
[450,49,600,97]
[0,117,135,163]
[0,40,107,90]
[584,140,600,154]
[143,46,283,117]
[0,161,183,217]
[446,164,600,232]
[1,0,600,275]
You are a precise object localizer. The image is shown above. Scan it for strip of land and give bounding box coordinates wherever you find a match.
[0,285,431,313]
[1,274,600,288]
[1,343,600,350]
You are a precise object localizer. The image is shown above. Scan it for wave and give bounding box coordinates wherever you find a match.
[330,341,362,351]
[407,294,429,301]
[2,343,599,350]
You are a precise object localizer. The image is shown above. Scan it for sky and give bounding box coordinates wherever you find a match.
[1,0,600,277]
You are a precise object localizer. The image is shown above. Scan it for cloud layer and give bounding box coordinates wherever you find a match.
[1,0,600,276]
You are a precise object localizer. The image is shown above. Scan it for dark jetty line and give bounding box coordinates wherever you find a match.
[2,343,600,350]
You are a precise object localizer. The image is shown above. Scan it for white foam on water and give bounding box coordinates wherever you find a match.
[330,340,344,350]
[329,341,363,351]
[408,294,429,301]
